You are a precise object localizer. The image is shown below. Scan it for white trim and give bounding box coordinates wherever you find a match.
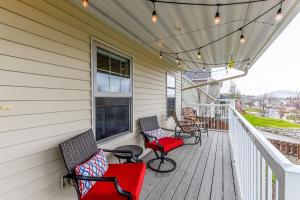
[91,37,134,142]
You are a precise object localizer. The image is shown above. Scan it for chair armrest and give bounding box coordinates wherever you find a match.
[64,174,132,200]
[141,133,163,151]
[161,127,174,132]
[102,149,142,162]
[179,120,195,126]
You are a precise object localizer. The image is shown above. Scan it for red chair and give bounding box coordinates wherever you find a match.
[139,116,184,173]
[59,130,146,200]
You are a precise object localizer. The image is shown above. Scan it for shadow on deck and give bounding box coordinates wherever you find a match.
[141,131,241,200]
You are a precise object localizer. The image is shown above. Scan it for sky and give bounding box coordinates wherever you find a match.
[221,12,300,96]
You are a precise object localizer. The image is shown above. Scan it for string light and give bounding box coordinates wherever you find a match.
[276,1,283,21]
[214,6,221,25]
[146,0,271,6]
[151,0,158,23]
[81,0,88,8]
[159,1,284,56]
[176,54,179,63]
[240,29,246,43]
[197,49,201,59]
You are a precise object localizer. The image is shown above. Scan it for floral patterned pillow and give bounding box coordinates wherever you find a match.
[144,128,166,142]
[74,149,108,198]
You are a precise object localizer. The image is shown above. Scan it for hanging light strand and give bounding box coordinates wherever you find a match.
[147,0,271,6]
[240,29,246,43]
[164,53,250,66]
[151,0,158,23]
[276,1,283,21]
[160,0,285,56]
[214,6,221,25]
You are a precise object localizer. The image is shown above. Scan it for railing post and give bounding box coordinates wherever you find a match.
[281,166,300,200]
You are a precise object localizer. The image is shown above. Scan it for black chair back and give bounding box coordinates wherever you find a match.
[139,116,160,133]
[59,130,98,174]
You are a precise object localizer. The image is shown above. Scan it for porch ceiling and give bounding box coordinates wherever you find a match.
[70,0,300,71]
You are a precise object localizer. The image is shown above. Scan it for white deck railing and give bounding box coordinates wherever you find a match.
[186,104,229,132]
[186,104,300,200]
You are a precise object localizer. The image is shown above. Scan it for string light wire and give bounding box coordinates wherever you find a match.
[160,0,285,55]
[147,0,270,6]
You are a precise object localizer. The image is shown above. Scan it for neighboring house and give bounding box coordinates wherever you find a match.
[183,70,222,105]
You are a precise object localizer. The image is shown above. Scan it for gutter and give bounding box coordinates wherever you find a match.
[182,69,248,91]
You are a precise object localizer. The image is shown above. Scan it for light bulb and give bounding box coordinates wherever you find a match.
[214,11,220,25]
[152,11,158,23]
[81,0,88,8]
[240,34,246,43]
[178,62,181,67]
[197,49,201,59]
[159,52,162,59]
[276,8,283,21]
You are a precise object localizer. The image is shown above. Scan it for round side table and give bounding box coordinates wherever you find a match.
[113,145,143,163]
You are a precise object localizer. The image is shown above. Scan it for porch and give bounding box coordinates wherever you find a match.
[141,131,241,200]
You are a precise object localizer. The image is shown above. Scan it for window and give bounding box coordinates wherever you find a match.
[166,74,176,117]
[93,42,132,141]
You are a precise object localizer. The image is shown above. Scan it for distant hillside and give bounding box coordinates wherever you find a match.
[267,90,298,99]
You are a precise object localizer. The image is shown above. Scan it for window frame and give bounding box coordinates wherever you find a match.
[166,73,176,118]
[91,39,133,142]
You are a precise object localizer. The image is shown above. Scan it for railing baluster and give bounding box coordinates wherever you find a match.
[267,165,272,200]
[187,103,300,200]
[261,157,266,200]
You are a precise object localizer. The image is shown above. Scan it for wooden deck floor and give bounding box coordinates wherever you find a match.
[141,131,241,200]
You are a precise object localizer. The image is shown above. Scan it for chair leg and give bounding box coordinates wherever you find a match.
[147,151,176,173]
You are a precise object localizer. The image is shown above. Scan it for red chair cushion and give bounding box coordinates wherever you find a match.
[82,163,146,200]
[145,137,183,153]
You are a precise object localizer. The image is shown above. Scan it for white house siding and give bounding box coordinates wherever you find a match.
[182,77,201,107]
[0,0,181,199]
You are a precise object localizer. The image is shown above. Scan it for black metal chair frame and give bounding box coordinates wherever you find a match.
[172,111,202,145]
[59,130,141,200]
[139,116,179,173]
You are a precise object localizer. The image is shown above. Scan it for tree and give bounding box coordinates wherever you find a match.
[228,81,241,99]
[258,94,274,117]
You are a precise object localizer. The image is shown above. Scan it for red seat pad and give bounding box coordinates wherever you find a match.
[146,137,183,153]
[82,163,146,200]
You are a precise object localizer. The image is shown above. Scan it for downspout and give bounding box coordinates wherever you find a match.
[182,70,248,91]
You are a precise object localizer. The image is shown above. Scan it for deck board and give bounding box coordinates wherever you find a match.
[141,131,239,200]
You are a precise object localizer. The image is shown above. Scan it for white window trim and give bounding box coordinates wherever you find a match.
[166,72,176,119]
[91,38,133,142]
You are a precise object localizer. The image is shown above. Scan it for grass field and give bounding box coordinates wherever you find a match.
[242,113,300,128]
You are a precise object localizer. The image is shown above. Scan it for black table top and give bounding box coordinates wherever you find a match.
[113,145,143,159]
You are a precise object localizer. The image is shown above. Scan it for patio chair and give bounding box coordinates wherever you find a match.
[172,111,202,145]
[59,130,146,200]
[182,107,209,136]
[139,116,184,173]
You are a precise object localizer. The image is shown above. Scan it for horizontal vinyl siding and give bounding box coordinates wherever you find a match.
[0,0,181,199]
